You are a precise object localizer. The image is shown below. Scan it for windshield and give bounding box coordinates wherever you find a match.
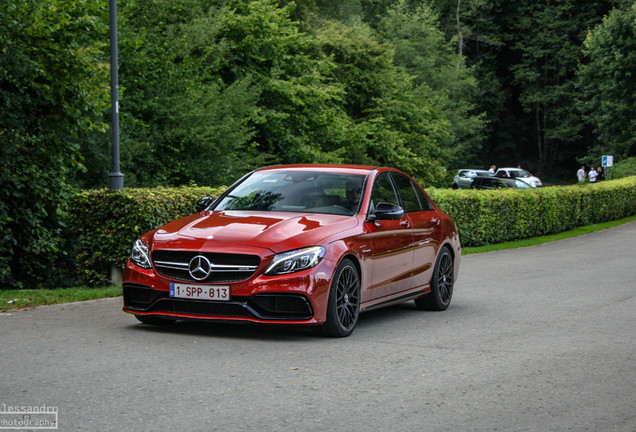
[214,171,366,216]
[513,170,532,178]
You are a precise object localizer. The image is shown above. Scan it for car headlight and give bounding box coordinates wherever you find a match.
[130,239,152,269]
[264,246,325,275]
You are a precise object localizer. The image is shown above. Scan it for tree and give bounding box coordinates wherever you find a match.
[431,0,616,176]
[113,0,260,187]
[116,0,351,187]
[577,2,636,160]
[432,0,507,166]
[317,20,454,185]
[377,0,486,167]
[0,0,109,288]
[504,0,619,174]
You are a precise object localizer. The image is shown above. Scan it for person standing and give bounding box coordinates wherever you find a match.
[588,166,598,183]
[577,165,586,182]
[597,166,605,181]
[488,165,496,174]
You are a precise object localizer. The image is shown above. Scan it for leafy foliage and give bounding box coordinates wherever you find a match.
[429,177,636,246]
[70,186,226,285]
[315,20,454,185]
[102,0,492,188]
[432,0,619,176]
[4,0,636,288]
[117,0,353,187]
[115,0,262,187]
[376,1,486,167]
[1,0,109,288]
[577,2,636,160]
[70,179,636,284]
[499,0,616,173]
[607,157,636,179]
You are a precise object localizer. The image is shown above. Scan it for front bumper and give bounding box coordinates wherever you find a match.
[122,256,334,325]
[123,283,314,322]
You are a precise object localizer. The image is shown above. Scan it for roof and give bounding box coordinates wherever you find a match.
[256,164,381,175]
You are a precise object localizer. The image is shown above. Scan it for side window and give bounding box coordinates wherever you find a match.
[370,173,399,212]
[391,173,422,213]
[411,180,434,211]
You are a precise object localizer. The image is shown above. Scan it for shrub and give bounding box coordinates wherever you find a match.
[70,186,226,285]
[69,177,636,284]
[428,176,636,246]
[608,157,636,180]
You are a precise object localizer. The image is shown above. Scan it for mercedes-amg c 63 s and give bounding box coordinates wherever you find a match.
[123,165,461,337]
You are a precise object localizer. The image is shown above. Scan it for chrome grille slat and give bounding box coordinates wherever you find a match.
[151,250,260,283]
[153,261,189,270]
[153,261,256,272]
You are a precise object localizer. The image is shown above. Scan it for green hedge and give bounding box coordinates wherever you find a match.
[608,156,636,180]
[69,177,636,284]
[70,186,226,285]
[428,176,636,246]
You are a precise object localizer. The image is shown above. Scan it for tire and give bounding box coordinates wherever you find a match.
[135,314,176,325]
[315,258,361,337]
[414,247,454,311]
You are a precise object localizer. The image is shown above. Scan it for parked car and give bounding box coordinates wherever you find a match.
[470,176,533,189]
[123,164,461,337]
[452,169,493,189]
[495,168,542,187]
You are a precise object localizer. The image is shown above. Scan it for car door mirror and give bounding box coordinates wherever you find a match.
[195,196,215,212]
[374,202,405,220]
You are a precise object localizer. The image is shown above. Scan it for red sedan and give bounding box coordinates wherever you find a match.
[123,165,461,337]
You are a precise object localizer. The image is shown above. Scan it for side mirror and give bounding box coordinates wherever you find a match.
[195,196,215,213]
[374,202,405,221]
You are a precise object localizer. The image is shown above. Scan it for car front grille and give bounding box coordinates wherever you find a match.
[123,284,313,321]
[151,250,260,283]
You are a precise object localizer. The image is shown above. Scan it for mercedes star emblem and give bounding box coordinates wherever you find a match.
[188,255,212,281]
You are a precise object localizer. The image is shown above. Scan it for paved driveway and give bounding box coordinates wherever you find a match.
[1,222,635,431]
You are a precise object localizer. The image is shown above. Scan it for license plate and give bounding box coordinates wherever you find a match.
[169,283,230,301]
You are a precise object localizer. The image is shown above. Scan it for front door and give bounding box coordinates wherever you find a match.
[365,173,414,300]
[391,173,438,292]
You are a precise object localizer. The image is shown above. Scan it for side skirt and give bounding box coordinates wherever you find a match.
[360,286,430,313]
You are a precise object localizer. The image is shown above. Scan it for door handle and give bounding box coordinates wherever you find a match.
[431,217,440,225]
[400,220,410,227]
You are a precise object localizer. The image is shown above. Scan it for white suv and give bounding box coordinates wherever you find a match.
[495,168,542,187]
[452,169,493,189]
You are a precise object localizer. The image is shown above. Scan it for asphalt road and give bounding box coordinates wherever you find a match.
[1,222,635,432]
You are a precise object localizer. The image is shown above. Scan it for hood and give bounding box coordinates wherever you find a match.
[152,211,360,253]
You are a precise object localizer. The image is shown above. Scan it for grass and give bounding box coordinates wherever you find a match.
[2,214,635,311]
[0,285,121,312]
[462,214,636,255]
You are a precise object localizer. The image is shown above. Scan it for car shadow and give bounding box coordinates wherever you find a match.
[124,301,464,340]
[125,318,317,341]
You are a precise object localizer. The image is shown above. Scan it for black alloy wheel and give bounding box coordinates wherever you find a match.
[415,247,454,311]
[316,258,360,337]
